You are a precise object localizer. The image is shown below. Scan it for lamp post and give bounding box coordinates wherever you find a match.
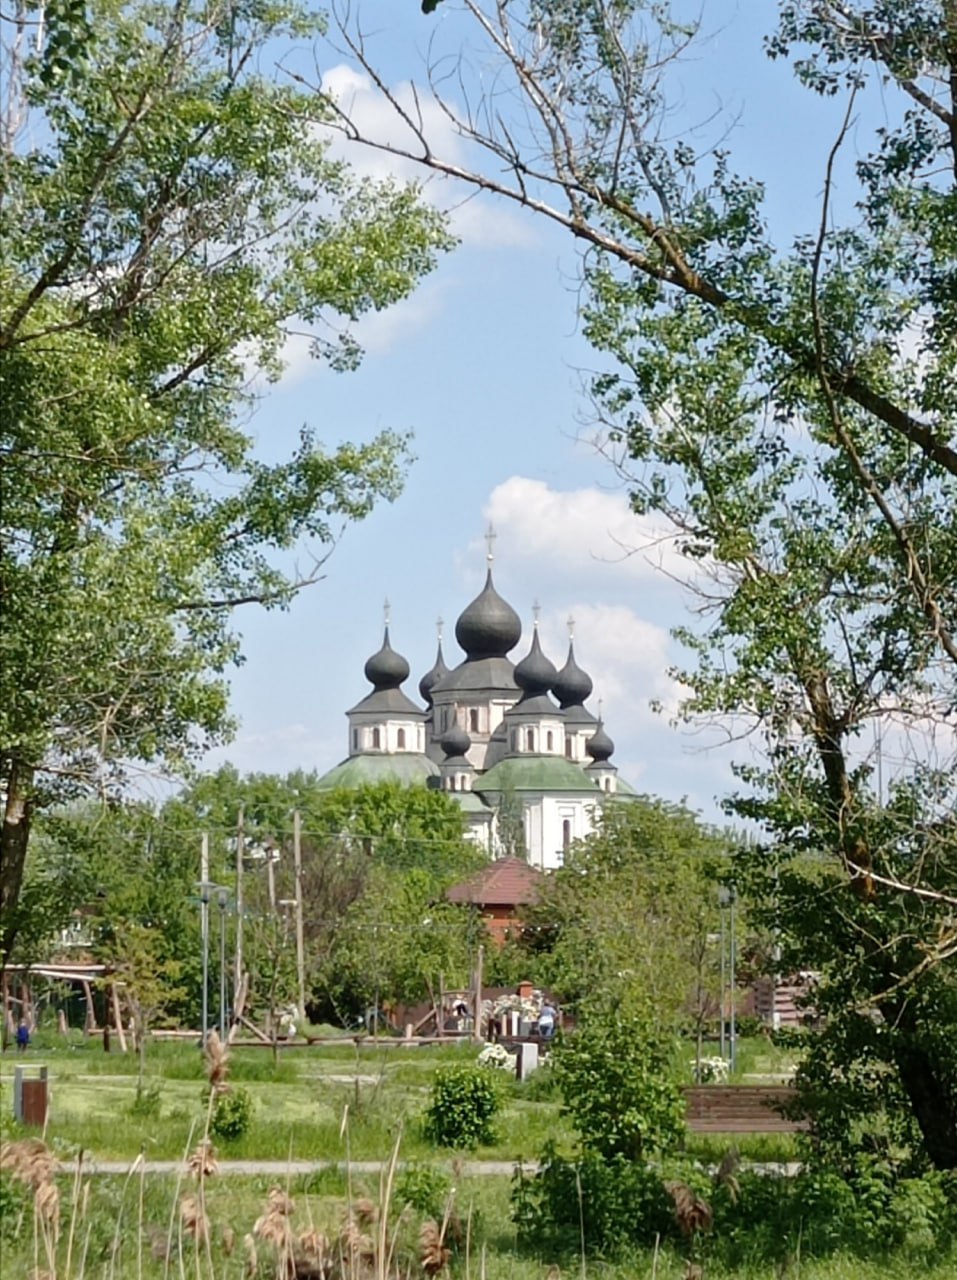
[718,885,738,1074]
[197,880,223,1046]
[718,900,727,1062]
[216,887,230,1041]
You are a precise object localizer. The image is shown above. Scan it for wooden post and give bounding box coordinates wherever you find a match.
[82,980,96,1035]
[438,972,445,1040]
[473,944,484,1044]
[293,810,306,1026]
[266,846,277,915]
[111,983,128,1053]
[234,806,245,1004]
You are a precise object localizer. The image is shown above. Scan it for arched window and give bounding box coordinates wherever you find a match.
[397,727,406,750]
[546,730,554,751]
[526,728,535,752]
[372,727,381,750]
[562,819,572,850]
[352,730,359,751]
[565,735,573,758]
[469,708,480,734]
[449,776,456,791]
[511,730,518,750]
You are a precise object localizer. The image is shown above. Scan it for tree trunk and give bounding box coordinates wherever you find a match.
[889,1007,957,1170]
[0,759,34,964]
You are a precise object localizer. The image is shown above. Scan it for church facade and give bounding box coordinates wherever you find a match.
[316,543,636,869]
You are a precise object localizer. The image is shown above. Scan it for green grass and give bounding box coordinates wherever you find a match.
[1,1166,953,1280]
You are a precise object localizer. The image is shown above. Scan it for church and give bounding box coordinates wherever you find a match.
[316,534,637,869]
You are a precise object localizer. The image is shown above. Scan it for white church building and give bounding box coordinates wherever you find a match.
[316,539,637,869]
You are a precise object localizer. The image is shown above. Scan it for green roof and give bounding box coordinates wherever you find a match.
[316,753,440,790]
[453,791,491,814]
[474,755,602,795]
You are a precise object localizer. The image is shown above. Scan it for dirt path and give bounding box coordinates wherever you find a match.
[68,1158,530,1177]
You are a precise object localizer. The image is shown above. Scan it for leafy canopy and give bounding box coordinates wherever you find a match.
[0,0,453,956]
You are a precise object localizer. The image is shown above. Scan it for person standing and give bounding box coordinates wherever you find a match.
[15,1020,30,1054]
[538,1001,557,1040]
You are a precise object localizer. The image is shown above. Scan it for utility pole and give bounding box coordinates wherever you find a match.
[473,943,484,1044]
[234,807,244,1001]
[200,833,210,1045]
[293,809,306,1026]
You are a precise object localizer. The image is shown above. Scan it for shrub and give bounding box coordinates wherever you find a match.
[512,1141,674,1256]
[395,1165,452,1219]
[550,1013,685,1159]
[424,1064,500,1149]
[209,1086,253,1141]
[0,1173,31,1242]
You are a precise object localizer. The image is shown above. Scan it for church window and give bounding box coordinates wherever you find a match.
[397,727,406,750]
[565,735,573,758]
[469,707,480,734]
[372,727,381,750]
[511,730,518,750]
[449,776,456,791]
[562,819,572,850]
[352,730,359,751]
[546,730,554,751]
[526,729,535,752]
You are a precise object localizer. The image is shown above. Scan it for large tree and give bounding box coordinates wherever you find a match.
[0,0,452,959]
[332,1,957,1168]
[525,797,734,1053]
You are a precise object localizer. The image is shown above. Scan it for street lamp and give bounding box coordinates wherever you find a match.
[718,885,738,1075]
[215,887,230,1041]
[197,880,223,1046]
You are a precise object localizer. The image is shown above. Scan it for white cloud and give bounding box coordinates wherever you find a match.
[483,476,688,582]
[539,602,682,719]
[320,64,537,249]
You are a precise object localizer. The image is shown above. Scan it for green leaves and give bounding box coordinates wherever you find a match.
[1,0,452,953]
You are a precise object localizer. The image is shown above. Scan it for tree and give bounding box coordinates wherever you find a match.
[331,2,957,1167]
[106,922,186,1100]
[0,0,452,961]
[526,797,732,1054]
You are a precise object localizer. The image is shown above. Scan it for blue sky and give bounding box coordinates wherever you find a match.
[201,1,880,823]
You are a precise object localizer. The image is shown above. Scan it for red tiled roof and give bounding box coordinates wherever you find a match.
[445,857,545,907]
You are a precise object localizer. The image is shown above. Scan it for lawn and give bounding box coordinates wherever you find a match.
[1,1033,802,1165]
[3,1036,955,1278]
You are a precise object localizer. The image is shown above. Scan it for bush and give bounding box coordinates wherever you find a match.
[550,1013,685,1159]
[424,1065,500,1149]
[512,1141,674,1256]
[395,1165,452,1219]
[0,1174,31,1243]
[209,1086,253,1141]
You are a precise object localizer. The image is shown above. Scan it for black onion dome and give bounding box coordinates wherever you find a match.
[440,723,471,759]
[552,641,593,709]
[586,721,615,762]
[418,640,450,705]
[454,570,522,660]
[514,628,558,695]
[363,628,410,690]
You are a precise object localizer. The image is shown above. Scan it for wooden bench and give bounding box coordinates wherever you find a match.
[682,1085,808,1133]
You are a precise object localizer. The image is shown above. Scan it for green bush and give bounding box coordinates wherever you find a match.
[209,1087,253,1141]
[550,1013,685,1159]
[511,1141,674,1256]
[395,1164,452,1218]
[424,1064,500,1149]
[0,1174,31,1243]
